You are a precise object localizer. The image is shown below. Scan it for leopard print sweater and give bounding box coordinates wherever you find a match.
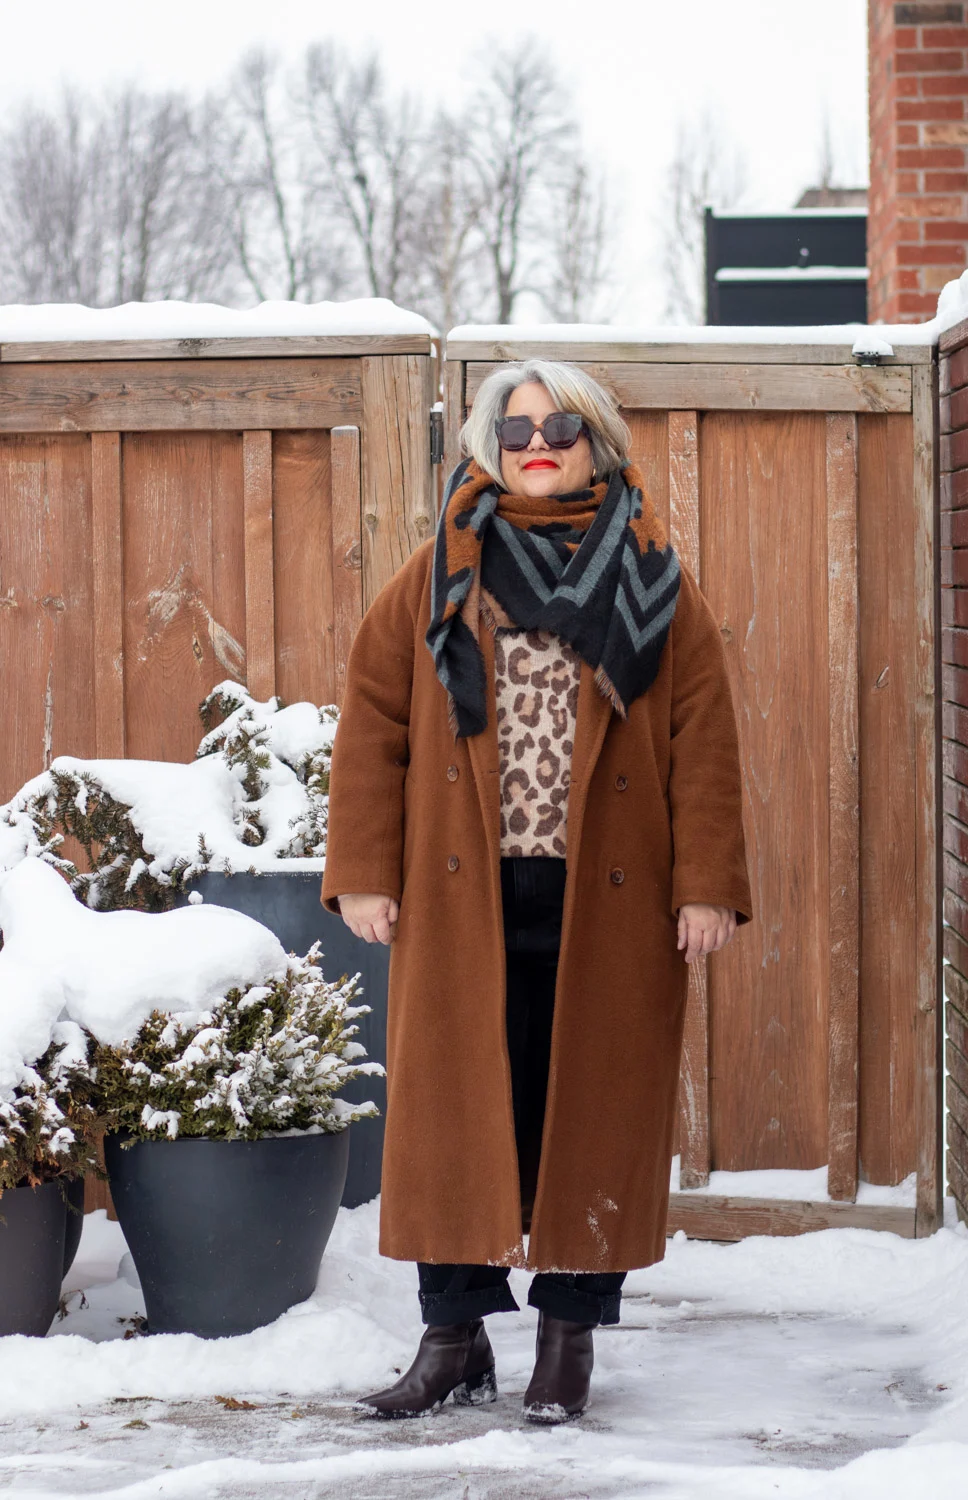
[493,626,581,858]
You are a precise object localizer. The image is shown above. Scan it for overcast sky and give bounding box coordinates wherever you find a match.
[0,0,869,322]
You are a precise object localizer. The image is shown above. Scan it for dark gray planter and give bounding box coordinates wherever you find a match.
[180,871,388,1208]
[63,1176,86,1275]
[105,1129,350,1337]
[0,1181,67,1336]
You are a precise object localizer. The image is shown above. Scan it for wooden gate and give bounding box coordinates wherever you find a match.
[0,329,436,801]
[445,332,943,1240]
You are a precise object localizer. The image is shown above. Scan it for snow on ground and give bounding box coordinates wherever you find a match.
[1,1199,966,1498]
[668,1156,916,1207]
[0,298,434,342]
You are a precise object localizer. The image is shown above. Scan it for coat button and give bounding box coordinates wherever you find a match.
[446,764,459,781]
[448,854,460,872]
[615,774,628,791]
[610,867,625,885]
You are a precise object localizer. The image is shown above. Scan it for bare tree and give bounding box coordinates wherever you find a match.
[300,42,428,307]
[0,89,102,302]
[218,48,352,304]
[0,42,618,327]
[542,157,611,322]
[0,85,237,306]
[407,107,489,331]
[658,114,748,326]
[462,44,576,323]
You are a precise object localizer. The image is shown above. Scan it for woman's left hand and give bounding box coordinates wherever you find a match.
[676,903,736,963]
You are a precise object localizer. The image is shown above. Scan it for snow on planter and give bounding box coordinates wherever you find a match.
[0,853,379,1148]
[0,858,289,1097]
[0,682,341,909]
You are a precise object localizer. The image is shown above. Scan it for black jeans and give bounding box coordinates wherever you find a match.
[417,855,625,1329]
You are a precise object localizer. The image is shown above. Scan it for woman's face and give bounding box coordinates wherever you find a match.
[498,382,595,497]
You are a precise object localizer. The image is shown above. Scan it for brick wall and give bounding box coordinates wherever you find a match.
[940,319,968,1225]
[869,2,968,321]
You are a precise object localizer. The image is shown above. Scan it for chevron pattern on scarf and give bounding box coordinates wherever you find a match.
[426,457,681,739]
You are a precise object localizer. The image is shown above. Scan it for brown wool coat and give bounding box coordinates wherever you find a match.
[321,537,753,1273]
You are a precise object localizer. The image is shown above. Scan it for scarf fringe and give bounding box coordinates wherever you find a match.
[594,663,628,719]
[446,690,461,742]
[478,595,500,634]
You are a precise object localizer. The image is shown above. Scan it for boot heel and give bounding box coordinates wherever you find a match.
[452,1364,497,1406]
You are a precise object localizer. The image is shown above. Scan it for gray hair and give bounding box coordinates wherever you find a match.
[459,359,632,486]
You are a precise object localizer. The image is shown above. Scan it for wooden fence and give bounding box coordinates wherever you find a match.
[0,320,946,1241]
[445,333,943,1240]
[940,316,968,1229]
[0,332,436,803]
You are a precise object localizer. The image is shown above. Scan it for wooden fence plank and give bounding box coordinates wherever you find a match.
[121,433,246,762]
[465,363,912,415]
[826,413,861,1201]
[91,432,125,758]
[331,426,363,705]
[1,335,431,363]
[0,359,361,432]
[448,340,932,367]
[443,359,465,497]
[668,410,710,1189]
[857,414,919,1188]
[913,363,944,1237]
[243,431,275,701]
[360,355,435,607]
[701,412,830,1170]
[272,430,334,707]
[0,434,96,801]
[665,1194,916,1241]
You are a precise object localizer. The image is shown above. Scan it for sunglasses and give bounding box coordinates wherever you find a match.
[494,411,588,451]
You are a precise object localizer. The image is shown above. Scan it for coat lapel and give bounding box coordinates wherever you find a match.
[566,660,614,858]
[464,619,502,870]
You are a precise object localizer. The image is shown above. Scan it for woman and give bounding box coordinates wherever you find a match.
[321,360,753,1423]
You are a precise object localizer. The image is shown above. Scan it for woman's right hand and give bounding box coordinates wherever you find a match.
[337,894,399,944]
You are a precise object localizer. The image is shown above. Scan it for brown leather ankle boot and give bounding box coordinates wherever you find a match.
[522,1311,595,1423]
[356,1319,497,1419]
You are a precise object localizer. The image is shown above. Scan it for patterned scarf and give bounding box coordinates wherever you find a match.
[426,457,681,739]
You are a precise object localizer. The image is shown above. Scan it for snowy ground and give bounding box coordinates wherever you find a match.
[1,1201,967,1500]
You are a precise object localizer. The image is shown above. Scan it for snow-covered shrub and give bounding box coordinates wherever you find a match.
[8,767,194,912]
[93,945,381,1142]
[0,1026,98,1195]
[197,682,338,860]
[0,681,340,911]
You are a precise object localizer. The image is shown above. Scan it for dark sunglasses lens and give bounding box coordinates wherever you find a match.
[543,413,584,448]
[496,416,534,450]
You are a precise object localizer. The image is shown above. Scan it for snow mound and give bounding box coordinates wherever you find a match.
[0,859,288,1097]
[0,297,433,343]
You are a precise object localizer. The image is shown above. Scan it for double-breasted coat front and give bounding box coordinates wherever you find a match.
[321,532,753,1274]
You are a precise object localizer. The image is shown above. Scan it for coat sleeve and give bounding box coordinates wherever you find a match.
[667,564,754,926]
[319,549,424,916]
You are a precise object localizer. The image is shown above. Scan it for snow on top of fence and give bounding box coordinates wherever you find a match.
[0,297,435,343]
[449,269,968,351]
[447,319,936,349]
